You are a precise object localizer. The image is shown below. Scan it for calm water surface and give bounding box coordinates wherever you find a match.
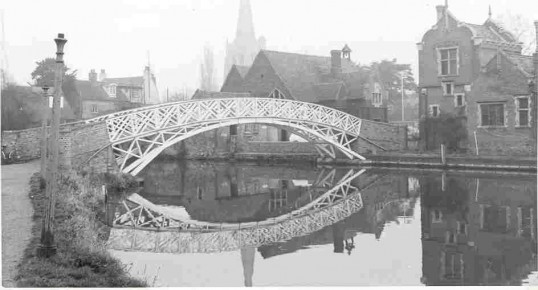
[106,160,537,287]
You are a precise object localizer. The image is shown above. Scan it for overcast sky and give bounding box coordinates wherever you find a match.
[1,0,537,96]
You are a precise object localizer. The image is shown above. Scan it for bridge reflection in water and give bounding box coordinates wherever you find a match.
[105,160,536,287]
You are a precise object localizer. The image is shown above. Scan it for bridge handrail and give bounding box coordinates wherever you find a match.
[84,98,364,130]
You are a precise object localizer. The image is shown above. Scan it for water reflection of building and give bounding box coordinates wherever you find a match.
[420,172,537,286]
[257,173,419,258]
[139,160,354,223]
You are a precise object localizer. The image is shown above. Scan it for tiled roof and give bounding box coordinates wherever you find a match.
[314,82,344,101]
[235,65,250,78]
[504,52,534,77]
[261,50,360,102]
[76,80,130,102]
[462,22,507,43]
[191,89,252,100]
[104,76,144,87]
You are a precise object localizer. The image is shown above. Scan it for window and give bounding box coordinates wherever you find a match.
[457,221,467,235]
[455,94,465,107]
[131,89,141,100]
[479,103,505,127]
[516,96,530,127]
[445,231,457,244]
[443,82,454,95]
[432,209,443,223]
[372,92,382,106]
[438,48,458,75]
[440,252,464,280]
[91,104,98,113]
[268,89,285,99]
[428,104,440,117]
[107,84,117,97]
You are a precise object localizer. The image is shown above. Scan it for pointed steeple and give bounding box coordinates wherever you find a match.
[488,5,492,19]
[236,0,256,42]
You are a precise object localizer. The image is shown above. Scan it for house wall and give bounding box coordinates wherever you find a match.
[81,100,117,119]
[419,18,477,116]
[467,55,534,156]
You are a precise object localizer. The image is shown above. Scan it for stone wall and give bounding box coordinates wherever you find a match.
[1,120,114,173]
[1,127,44,161]
[354,120,407,153]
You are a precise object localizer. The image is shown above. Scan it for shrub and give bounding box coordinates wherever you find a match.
[420,113,468,152]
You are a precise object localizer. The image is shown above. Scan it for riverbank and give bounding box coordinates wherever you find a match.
[15,172,146,287]
[183,151,537,172]
[325,153,537,172]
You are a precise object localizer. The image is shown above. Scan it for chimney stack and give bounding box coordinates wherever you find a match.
[436,5,446,22]
[98,69,107,82]
[331,50,342,76]
[89,69,97,85]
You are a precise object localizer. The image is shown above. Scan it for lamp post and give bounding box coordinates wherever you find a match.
[37,33,67,258]
[40,86,49,177]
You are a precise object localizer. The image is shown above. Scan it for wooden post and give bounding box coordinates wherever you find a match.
[40,87,49,177]
[37,33,67,258]
[473,131,479,155]
[440,144,446,165]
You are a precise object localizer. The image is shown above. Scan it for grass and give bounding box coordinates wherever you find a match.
[15,172,148,287]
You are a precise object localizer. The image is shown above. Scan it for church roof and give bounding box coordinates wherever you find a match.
[235,65,250,78]
[260,50,361,102]
[314,82,345,101]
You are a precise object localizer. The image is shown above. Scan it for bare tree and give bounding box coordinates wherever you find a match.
[200,44,216,91]
[495,12,536,55]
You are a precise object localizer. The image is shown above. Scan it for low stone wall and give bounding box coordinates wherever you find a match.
[1,127,44,161]
[354,120,407,153]
[1,120,114,173]
[471,129,534,157]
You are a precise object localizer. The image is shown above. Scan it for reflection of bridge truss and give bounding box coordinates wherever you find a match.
[86,98,365,175]
[107,169,365,253]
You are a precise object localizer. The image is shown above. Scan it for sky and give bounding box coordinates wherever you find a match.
[1,0,537,97]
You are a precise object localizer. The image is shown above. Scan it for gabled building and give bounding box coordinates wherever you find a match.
[417,3,537,154]
[222,46,389,121]
[78,67,160,119]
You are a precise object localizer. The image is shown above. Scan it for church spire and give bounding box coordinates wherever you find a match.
[235,0,256,42]
[488,5,492,19]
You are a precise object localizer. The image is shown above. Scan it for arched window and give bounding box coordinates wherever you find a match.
[268,88,285,99]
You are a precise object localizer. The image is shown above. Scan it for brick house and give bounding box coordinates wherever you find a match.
[220,46,389,141]
[78,67,160,119]
[417,4,538,154]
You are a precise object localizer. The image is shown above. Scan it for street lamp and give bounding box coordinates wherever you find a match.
[40,86,50,177]
[37,33,67,258]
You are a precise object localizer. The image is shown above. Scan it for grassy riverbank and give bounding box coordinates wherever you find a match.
[15,172,146,287]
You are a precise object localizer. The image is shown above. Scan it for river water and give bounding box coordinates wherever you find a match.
[106,159,537,287]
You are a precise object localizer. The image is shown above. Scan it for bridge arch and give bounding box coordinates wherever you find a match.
[87,98,366,175]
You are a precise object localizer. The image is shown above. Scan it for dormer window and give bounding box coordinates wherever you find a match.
[437,47,458,76]
[268,88,285,99]
[107,84,117,97]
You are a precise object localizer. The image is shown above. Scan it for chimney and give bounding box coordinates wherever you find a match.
[331,50,342,76]
[89,69,97,85]
[436,5,446,22]
[98,69,107,82]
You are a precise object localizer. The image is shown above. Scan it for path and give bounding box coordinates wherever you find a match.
[1,160,39,287]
